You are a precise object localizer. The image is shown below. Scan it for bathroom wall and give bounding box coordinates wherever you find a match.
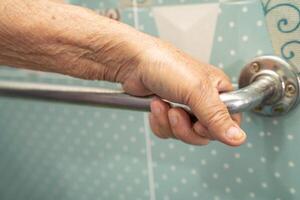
[0,0,299,200]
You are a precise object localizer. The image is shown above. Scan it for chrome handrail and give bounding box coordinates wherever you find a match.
[0,56,298,116]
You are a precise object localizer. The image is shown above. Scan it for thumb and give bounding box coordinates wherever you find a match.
[188,86,247,146]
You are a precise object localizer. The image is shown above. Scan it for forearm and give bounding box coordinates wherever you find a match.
[0,0,153,81]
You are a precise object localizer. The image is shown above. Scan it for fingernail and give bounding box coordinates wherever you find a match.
[169,112,178,126]
[225,126,245,141]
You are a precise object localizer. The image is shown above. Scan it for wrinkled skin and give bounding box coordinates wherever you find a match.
[0,0,246,146]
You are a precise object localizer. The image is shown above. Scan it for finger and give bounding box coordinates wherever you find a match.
[187,82,247,147]
[168,108,210,146]
[208,67,233,92]
[209,68,243,127]
[193,119,243,141]
[149,98,173,139]
[149,113,169,139]
[193,121,214,140]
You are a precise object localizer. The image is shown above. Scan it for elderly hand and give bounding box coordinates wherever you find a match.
[121,41,246,146]
[0,0,246,146]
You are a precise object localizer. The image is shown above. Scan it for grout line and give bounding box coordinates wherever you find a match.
[143,113,156,200]
[131,1,156,199]
[132,0,139,30]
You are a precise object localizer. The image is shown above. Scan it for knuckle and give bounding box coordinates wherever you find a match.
[184,81,211,107]
[212,66,225,75]
[210,65,226,76]
[208,66,231,83]
[216,79,233,92]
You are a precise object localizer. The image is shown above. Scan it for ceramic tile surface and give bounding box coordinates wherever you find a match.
[0,0,299,200]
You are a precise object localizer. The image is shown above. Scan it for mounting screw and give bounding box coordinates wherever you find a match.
[273,105,285,113]
[251,62,260,73]
[286,83,296,97]
[253,105,263,112]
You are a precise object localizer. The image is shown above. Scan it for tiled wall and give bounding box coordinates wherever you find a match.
[0,0,299,200]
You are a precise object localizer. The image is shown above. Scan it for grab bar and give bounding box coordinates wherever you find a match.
[0,56,298,116]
